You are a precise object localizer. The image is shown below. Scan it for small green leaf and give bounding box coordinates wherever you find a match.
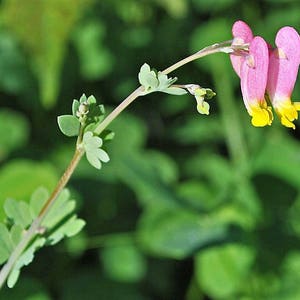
[7,269,20,289]
[57,115,80,137]
[72,99,80,116]
[87,95,96,104]
[138,63,159,91]
[79,94,87,103]
[0,223,14,264]
[4,198,32,228]
[83,132,110,169]
[47,215,85,245]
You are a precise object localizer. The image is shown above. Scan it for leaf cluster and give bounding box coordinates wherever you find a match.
[58,94,106,137]
[138,63,187,95]
[0,187,85,288]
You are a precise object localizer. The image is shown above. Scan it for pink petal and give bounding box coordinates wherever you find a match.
[240,36,269,112]
[267,26,300,100]
[230,20,254,76]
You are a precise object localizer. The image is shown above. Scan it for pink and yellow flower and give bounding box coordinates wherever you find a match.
[230,21,300,128]
[266,27,300,129]
[240,36,273,127]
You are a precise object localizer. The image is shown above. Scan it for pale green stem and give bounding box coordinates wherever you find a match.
[0,40,246,288]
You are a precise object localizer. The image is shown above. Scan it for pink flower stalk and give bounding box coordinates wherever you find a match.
[266,27,300,129]
[240,36,273,126]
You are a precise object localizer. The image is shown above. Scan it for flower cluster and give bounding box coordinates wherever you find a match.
[230,20,300,129]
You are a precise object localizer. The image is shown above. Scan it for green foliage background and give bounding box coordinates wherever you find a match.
[0,0,300,299]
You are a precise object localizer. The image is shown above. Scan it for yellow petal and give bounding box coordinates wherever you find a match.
[250,106,273,127]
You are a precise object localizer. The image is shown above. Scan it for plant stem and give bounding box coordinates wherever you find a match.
[0,39,246,288]
[0,148,84,289]
[94,86,144,135]
[94,40,241,136]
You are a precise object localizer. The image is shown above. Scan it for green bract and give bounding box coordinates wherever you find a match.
[138,63,187,95]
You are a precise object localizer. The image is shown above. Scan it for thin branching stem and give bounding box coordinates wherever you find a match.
[0,40,245,289]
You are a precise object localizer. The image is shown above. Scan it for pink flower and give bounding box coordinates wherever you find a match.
[230,21,300,128]
[230,21,253,77]
[266,27,300,129]
[230,21,273,126]
[240,36,273,126]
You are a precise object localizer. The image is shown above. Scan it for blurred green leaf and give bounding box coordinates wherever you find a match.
[191,0,238,12]
[253,131,300,188]
[101,240,147,282]
[195,243,255,299]
[0,109,30,160]
[138,207,228,258]
[171,116,223,144]
[1,0,93,108]
[73,21,114,80]
[1,277,51,299]
[190,18,234,75]
[0,160,58,220]
[0,32,31,94]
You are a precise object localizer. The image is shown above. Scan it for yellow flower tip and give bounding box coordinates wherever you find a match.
[250,105,273,127]
[281,116,296,129]
[197,101,210,115]
[275,100,300,129]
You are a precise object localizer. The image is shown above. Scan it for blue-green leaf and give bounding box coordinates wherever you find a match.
[57,115,80,137]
